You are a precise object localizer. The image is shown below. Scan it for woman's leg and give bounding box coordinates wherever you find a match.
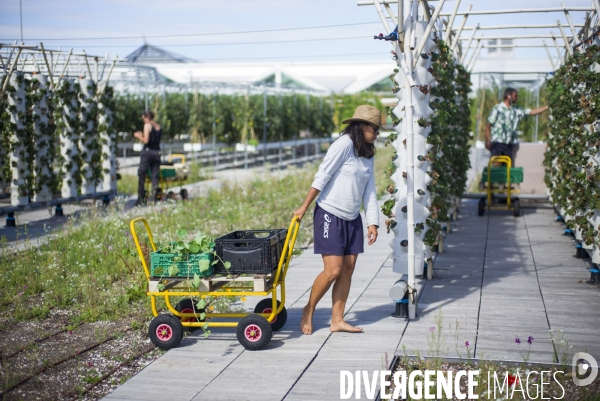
[137,153,149,205]
[330,254,361,333]
[149,153,160,203]
[301,254,343,335]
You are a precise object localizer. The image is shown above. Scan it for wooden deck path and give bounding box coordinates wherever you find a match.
[103,201,599,400]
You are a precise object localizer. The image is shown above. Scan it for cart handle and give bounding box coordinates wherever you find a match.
[488,155,512,208]
[130,217,158,280]
[168,153,186,164]
[272,216,301,286]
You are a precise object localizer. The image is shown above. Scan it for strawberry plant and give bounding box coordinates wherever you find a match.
[545,44,600,253]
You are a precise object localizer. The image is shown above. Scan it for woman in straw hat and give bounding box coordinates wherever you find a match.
[293,105,381,335]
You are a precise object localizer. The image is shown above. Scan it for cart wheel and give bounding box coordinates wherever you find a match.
[175,299,205,324]
[236,314,272,351]
[513,199,521,217]
[478,198,485,216]
[148,314,183,350]
[254,299,287,331]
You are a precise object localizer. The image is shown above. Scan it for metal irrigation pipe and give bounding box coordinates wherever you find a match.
[562,2,579,39]
[543,40,557,70]
[0,46,22,108]
[557,20,573,56]
[404,0,416,320]
[551,32,565,64]
[450,4,472,52]
[83,50,94,80]
[373,0,393,34]
[460,23,479,64]
[39,43,54,89]
[466,35,483,70]
[443,0,461,43]
[383,2,398,26]
[572,26,600,50]
[457,23,584,31]
[55,48,73,87]
[413,0,446,69]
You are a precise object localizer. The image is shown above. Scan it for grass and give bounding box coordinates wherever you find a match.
[117,161,212,195]
[374,144,395,198]
[0,146,391,324]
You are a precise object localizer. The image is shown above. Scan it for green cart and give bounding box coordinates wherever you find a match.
[478,155,524,217]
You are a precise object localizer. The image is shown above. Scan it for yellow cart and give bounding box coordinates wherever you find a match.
[478,155,523,217]
[130,216,300,350]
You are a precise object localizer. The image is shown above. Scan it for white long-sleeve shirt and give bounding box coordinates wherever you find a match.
[311,135,379,227]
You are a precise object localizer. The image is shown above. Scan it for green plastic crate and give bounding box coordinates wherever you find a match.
[482,167,524,184]
[150,251,214,278]
[147,167,177,179]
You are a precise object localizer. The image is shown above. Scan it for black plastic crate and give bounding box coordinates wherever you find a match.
[214,229,287,274]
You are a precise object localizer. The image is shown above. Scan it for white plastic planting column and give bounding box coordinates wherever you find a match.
[390,20,437,279]
[79,78,98,195]
[59,79,80,198]
[31,74,53,202]
[8,72,30,206]
[99,87,117,193]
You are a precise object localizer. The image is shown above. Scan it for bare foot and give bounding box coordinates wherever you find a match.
[330,320,363,333]
[301,305,314,335]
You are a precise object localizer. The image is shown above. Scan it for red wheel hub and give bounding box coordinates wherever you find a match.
[156,323,173,341]
[180,307,197,322]
[262,308,277,324]
[245,324,262,342]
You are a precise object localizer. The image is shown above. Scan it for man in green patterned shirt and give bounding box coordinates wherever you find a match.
[485,88,548,166]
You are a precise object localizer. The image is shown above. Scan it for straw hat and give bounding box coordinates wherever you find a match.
[342,105,382,128]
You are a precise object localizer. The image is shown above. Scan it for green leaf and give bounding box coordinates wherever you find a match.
[157,283,165,291]
[199,259,210,273]
[223,261,231,270]
[202,322,209,330]
[204,332,209,338]
[198,299,207,309]
[192,273,201,290]
[200,312,206,320]
[168,264,179,277]
[211,260,219,266]
[176,229,187,238]
[189,243,200,253]
[153,267,164,276]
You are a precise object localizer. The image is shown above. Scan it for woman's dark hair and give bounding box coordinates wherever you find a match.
[340,121,375,159]
[142,110,154,120]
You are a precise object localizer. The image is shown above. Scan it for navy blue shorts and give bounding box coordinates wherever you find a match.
[313,203,364,256]
[491,142,514,160]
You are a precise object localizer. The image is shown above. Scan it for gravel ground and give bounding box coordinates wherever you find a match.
[0,303,167,401]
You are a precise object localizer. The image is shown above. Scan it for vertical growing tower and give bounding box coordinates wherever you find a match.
[367,0,471,319]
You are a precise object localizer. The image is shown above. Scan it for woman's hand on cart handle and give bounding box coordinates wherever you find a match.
[294,187,320,221]
[293,206,307,221]
[367,225,378,245]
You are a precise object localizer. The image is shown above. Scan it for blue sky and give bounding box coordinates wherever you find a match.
[0,0,594,62]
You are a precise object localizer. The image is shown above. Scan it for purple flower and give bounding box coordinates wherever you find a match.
[429,326,435,331]
[465,341,470,347]
[515,338,521,344]
[527,336,534,344]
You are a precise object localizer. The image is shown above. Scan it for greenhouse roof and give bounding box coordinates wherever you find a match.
[125,43,195,64]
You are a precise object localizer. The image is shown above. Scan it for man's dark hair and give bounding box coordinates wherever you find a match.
[340,121,375,159]
[503,88,517,100]
[142,110,154,120]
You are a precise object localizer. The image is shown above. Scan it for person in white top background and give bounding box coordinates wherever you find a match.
[293,105,381,335]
